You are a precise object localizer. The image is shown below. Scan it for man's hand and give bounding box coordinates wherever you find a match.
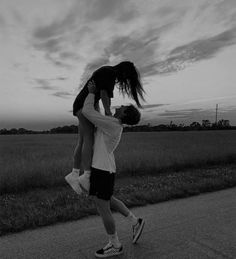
[105,110,112,116]
[87,80,97,94]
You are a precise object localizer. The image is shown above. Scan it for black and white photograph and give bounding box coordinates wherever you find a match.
[0,0,236,258]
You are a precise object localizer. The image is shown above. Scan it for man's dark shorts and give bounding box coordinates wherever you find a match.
[89,167,115,200]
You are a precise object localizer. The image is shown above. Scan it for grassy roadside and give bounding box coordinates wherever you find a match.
[1,163,236,236]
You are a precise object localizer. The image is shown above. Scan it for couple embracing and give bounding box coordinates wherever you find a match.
[65,61,145,258]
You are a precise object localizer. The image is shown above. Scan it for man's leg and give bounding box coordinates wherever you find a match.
[95,198,116,234]
[94,197,123,257]
[110,196,145,244]
[110,196,133,217]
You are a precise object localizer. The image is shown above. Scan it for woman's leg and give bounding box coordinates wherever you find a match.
[73,120,84,170]
[77,111,94,171]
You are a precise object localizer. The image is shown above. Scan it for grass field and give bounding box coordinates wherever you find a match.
[1,130,236,236]
[0,130,236,194]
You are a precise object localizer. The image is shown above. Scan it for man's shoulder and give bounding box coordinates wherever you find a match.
[97,115,123,131]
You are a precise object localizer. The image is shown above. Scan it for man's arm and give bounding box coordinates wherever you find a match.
[82,93,121,135]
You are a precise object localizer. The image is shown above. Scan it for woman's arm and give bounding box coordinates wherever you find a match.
[100,90,112,116]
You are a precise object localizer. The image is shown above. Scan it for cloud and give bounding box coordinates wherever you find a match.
[33,79,57,90]
[31,2,87,67]
[104,24,173,65]
[32,2,80,41]
[30,1,164,71]
[78,23,172,81]
[52,91,73,99]
[55,77,67,81]
[143,104,167,109]
[44,53,74,68]
[59,51,81,61]
[33,37,62,53]
[86,0,123,21]
[140,107,218,125]
[158,108,203,118]
[85,0,137,23]
[0,14,5,27]
[33,77,68,90]
[140,27,236,76]
[111,103,166,110]
[79,56,110,87]
[30,0,236,77]
[11,8,24,24]
[140,104,236,126]
[223,105,236,112]
[170,27,236,61]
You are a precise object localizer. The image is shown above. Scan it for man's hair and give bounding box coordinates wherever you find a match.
[121,104,141,125]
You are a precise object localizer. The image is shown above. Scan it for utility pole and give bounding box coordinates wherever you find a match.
[215,104,218,124]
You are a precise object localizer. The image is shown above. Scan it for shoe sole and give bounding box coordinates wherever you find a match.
[65,175,82,194]
[95,250,123,258]
[133,220,145,244]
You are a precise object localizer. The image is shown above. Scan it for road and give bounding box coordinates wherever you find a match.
[1,187,236,258]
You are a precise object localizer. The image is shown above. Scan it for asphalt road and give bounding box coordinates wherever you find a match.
[1,187,236,258]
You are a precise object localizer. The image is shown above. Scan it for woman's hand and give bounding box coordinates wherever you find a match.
[105,110,112,116]
[87,80,97,94]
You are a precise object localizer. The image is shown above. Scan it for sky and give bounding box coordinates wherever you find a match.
[0,0,236,130]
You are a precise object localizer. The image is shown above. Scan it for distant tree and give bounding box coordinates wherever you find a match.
[9,128,17,134]
[18,128,27,134]
[217,119,230,128]
[202,120,211,128]
[190,122,201,129]
[0,128,8,135]
[169,121,177,130]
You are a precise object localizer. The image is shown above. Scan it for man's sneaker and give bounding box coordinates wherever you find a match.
[65,171,82,194]
[78,173,90,192]
[132,218,145,244]
[95,242,123,258]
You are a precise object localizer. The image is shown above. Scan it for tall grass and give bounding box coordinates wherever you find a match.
[0,131,236,194]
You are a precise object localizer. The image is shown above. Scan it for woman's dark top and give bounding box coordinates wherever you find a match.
[73,66,117,116]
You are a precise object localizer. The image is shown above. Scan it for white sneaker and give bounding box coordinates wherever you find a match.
[78,173,90,192]
[65,171,82,194]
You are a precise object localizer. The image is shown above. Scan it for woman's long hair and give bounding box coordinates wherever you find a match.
[115,61,145,108]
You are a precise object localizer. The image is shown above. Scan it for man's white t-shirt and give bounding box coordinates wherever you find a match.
[82,93,123,173]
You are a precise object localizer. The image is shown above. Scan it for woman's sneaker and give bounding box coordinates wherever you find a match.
[132,218,145,244]
[95,242,123,258]
[77,173,90,192]
[65,171,82,194]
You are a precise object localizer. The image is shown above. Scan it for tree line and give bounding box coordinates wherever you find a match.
[0,119,235,135]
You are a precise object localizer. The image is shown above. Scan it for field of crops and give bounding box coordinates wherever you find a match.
[0,130,236,194]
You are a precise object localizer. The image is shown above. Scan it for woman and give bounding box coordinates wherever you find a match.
[65,61,145,193]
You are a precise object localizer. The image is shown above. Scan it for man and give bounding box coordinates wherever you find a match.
[75,81,145,258]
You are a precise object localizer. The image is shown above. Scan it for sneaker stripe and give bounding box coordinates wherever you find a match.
[133,219,145,244]
[95,244,123,258]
